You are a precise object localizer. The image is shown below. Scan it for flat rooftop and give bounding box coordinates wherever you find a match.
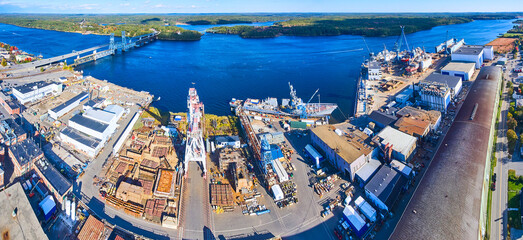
[84,108,116,124]
[369,61,380,70]
[423,73,462,89]
[368,111,398,127]
[365,165,407,208]
[70,114,109,133]
[0,182,49,240]
[395,106,441,126]
[453,45,484,56]
[3,118,26,137]
[375,126,417,158]
[14,81,56,94]
[311,122,373,164]
[50,91,88,113]
[35,159,72,196]
[394,117,430,137]
[9,138,43,167]
[391,66,502,240]
[442,61,476,72]
[61,126,102,149]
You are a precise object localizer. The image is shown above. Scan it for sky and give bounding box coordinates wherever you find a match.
[0,0,522,14]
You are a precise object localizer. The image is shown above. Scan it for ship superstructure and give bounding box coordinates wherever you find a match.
[230,83,337,119]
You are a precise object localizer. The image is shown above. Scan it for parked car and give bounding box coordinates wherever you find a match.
[333,228,343,240]
[493,173,497,182]
[491,182,496,191]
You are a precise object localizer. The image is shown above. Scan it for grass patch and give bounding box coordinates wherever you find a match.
[508,169,523,230]
[509,191,520,208]
[502,33,523,38]
[141,106,169,125]
[132,119,144,130]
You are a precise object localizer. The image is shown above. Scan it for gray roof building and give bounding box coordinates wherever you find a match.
[368,110,398,128]
[70,114,110,133]
[369,61,380,70]
[9,138,44,168]
[423,73,461,90]
[453,45,484,55]
[13,81,55,94]
[365,165,407,211]
[61,127,102,149]
[50,91,88,114]
[34,158,72,197]
[0,182,49,240]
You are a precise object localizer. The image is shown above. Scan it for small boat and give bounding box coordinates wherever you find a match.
[149,56,152,59]
[156,96,161,101]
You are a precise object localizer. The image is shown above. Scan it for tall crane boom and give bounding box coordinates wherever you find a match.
[306,89,320,105]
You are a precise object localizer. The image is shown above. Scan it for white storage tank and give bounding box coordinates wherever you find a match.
[71,201,76,221]
[65,199,71,216]
[62,197,67,211]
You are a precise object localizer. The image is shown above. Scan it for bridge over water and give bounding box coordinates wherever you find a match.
[2,31,159,73]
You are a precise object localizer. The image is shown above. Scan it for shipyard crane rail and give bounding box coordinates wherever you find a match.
[184,88,207,178]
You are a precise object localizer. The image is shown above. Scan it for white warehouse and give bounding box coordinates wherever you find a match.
[451,45,494,69]
[61,105,125,158]
[374,126,417,162]
[441,62,476,81]
[60,127,103,158]
[367,61,381,80]
[12,81,62,104]
[48,92,89,120]
[67,114,116,142]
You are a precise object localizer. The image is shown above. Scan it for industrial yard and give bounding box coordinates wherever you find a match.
[0,12,520,240]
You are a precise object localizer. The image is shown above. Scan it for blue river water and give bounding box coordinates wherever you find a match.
[0,19,516,120]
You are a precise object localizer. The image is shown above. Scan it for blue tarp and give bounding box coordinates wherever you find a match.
[39,195,56,221]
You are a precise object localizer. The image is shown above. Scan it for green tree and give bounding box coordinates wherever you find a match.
[508,129,518,150]
[510,106,516,114]
[508,81,513,89]
[508,112,514,119]
[515,110,523,121]
[508,116,518,130]
[509,87,514,96]
[0,58,6,67]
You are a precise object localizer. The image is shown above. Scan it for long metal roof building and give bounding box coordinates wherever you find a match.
[390,66,502,240]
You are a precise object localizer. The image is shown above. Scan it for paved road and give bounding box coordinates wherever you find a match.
[491,54,521,240]
[3,44,108,72]
[75,105,177,240]
[179,162,212,240]
[491,80,509,240]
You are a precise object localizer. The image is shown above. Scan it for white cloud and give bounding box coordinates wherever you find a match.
[0,0,28,8]
[120,3,130,6]
[77,4,99,10]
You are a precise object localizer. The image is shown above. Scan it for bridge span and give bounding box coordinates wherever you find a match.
[2,31,159,73]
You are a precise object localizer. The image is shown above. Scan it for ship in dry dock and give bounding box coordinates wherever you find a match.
[230,82,338,119]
